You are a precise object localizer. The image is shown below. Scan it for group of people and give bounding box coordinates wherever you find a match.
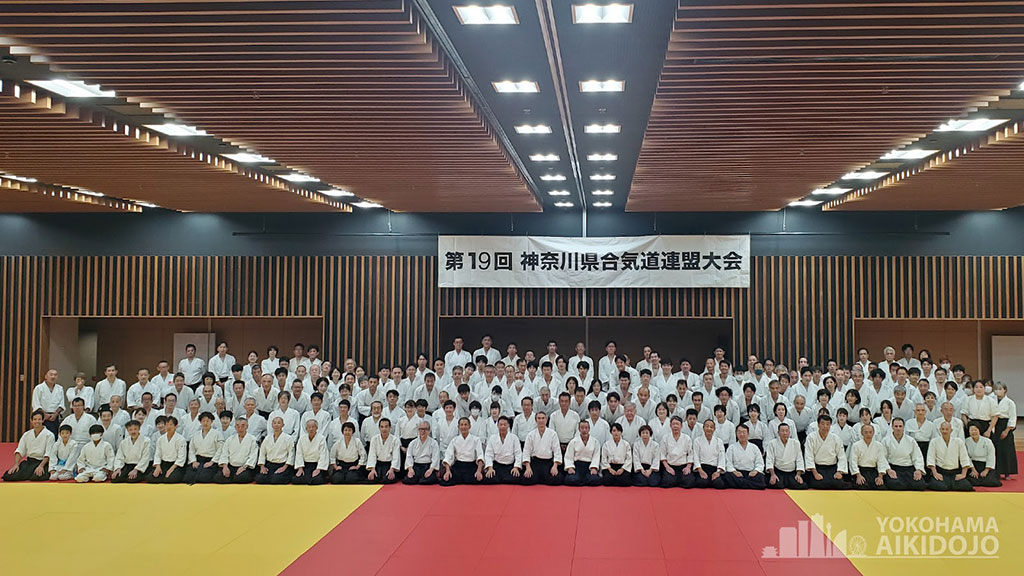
[5,338,1017,492]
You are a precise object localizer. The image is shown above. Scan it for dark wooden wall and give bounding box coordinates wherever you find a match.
[2,255,1022,440]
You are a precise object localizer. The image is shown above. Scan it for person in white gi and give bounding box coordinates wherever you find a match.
[256,416,295,485]
[724,424,765,489]
[75,424,115,483]
[441,417,485,485]
[601,422,632,486]
[110,420,150,483]
[849,423,888,489]
[404,421,440,485]
[484,416,523,484]
[292,419,329,485]
[4,410,54,482]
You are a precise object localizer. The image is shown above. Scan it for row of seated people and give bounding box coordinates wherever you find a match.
[2,401,1002,492]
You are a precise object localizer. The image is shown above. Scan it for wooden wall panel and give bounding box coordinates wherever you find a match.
[1,255,1022,440]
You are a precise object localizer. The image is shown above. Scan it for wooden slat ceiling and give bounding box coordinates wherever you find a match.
[0,80,347,212]
[827,121,1024,211]
[0,174,141,212]
[629,0,1022,211]
[0,0,537,212]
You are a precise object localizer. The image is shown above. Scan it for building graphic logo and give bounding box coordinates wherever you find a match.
[761,514,859,559]
[762,514,999,560]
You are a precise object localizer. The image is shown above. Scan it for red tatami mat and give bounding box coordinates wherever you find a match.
[282,484,860,576]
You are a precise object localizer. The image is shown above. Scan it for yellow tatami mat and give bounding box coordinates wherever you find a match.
[0,484,378,576]
[788,491,1022,576]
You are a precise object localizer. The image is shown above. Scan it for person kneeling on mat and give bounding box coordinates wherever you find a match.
[404,421,440,485]
[563,420,602,486]
[215,417,258,484]
[881,418,927,491]
[602,423,633,486]
[292,419,329,485]
[441,417,484,486]
[849,423,888,489]
[724,424,765,489]
[693,419,727,489]
[965,423,1001,488]
[804,414,849,490]
[484,416,522,484]
[926,421,974,492]
[522,411,563,486]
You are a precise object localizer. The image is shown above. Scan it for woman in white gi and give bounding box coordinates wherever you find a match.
[602,422,633,486]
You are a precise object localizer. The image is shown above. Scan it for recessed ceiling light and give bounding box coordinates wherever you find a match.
[492,81,539,93]
[281,173,320,183]
[135,201,159,209]
[881,149,939,160]
[573,3,633,24]
[353,201,383,209]
[788,199,822,207]
[810,187,851,196]
[453,5,518,25]
[515,124,552,134]
[587,153,617,161]
[540,174,566,181]
[580,80,625,93]
[935,118,1010,132]
[223,152,274,164]
[1,173,37,183]
[548,190,571,196]
[529,153,560,162]
[144,123,208,137]
[592,189,614,196]
[76,189,104,197]
[321,189,354,197]
[590,174,615,181]
[554,201,574,208]
[26,79,115,98]
[584,123,621,134]
[593,201,613,207]
[841,171,889,180]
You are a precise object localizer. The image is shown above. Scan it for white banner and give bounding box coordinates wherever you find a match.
[438,235,750,288]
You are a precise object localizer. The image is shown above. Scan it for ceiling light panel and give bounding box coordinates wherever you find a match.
[591,189,614,196]
[144,123,208,137]
[540,174,566,181]
[587,153,617,161]
[789,199,822,207]
[26,79,115,98]
[935,118,1010,132]
[453,5,518,25]
[222,152,274,164]
[590,174,615,181]
[321,189,353,197]
[573,4,634,24]
[554,201,574,207]
[1,173,38,183]
[810,187,851,196]
[529,154,560,162]
[841,171,889,180]
[881,149,939,160]
[353,201,383,209]
[492,81,539,93]
[515,124,552,134]
[548,190,571,196]
[579,80,625,93]
[593,201,613,207]
[584,123,621,134]
[281,173,320,183]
